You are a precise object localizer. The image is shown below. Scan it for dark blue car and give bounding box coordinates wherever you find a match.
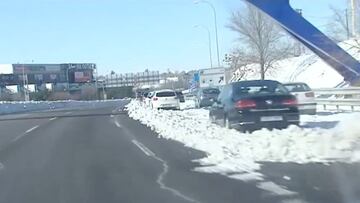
[209,80,300,132]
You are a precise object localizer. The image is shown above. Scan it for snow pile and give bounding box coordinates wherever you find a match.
[0,99,125,114]
[180,100,196,110]
[127,100,360,181]
[233,38,360,88]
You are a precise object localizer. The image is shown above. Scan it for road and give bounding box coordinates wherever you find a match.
[0,100,359,203]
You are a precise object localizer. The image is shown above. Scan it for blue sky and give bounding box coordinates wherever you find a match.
[0,0,346,74]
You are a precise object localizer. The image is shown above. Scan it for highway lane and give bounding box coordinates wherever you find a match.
[0,101,359,203]
[0,101,280,203]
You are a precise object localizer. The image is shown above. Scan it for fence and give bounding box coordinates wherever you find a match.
[314,87,360,111]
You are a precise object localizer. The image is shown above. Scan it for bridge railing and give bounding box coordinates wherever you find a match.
[314,87,360,111]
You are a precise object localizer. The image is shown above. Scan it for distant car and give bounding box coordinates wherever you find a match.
[209,80,300,132]
[175,91,185,103]
[195,87,220,108]
[144,91,155,107]
[150,89,180,110]
[283,82,316,115]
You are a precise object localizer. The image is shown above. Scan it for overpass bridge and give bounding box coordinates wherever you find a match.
[245,0,360,85]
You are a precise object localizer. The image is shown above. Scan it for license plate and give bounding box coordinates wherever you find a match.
[260,116,283,122]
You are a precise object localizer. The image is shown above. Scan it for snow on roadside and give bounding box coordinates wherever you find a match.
[127,100,360,182]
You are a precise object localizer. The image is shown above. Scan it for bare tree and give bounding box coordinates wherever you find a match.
[326,6,350,42]
[224,49,254,81]
[228,5,292,80]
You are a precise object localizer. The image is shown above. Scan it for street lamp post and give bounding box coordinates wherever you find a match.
[94,66,99,100]
[22,64,29,101]
[194,0,220,67]
[194,25,213,68]
[66,68,70,91]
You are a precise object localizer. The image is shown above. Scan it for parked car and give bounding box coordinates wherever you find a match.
[209,80,300,132]
[283,82,317,115]
[195,87,220,108]
[175,91,185,103]
[150,89,180,110]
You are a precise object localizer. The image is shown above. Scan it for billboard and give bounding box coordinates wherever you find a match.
[74,71,92,83]
[13,64,61,74]
[0,74,18,85]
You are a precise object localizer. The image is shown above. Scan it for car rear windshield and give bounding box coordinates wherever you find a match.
[284,83,311,92]
[233,82,289,96]
[203,88,220,94]
[156,91,176,97]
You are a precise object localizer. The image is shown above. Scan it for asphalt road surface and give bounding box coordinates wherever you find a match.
[0,100,359,203]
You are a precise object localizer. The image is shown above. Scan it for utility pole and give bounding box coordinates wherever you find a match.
[194,0,221,67]
[351,0,357,37]
[346,8,351,39]
[22,64,29,101]
[295,9,304,55]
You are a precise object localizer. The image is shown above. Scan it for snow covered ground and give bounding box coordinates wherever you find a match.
[127,100,360,194]
[233,38,360,88]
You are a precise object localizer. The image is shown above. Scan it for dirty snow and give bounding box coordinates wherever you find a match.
[127,100,360,184]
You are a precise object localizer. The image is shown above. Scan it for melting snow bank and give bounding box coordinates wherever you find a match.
[126,101,360,184]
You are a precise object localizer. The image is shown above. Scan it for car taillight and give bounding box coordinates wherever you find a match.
[282,98,297,106]
[235,99,257,109]
[153,97,158,101]
[305,92,315,97]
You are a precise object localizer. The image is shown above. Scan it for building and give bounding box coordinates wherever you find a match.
[0,63,96,92]
[103,70,160,88]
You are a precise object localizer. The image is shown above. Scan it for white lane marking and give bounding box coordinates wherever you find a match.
[257,181,297,196]
[283,175,291,181]
[49,117,57,121]
[282,199,309,203]
[131,139,199,203]
[132,140,155,157]
[12,125,40,142]
[0,162,4,170]
[25,125,39,134]
[113,118,122,128]
[110,115,114,118]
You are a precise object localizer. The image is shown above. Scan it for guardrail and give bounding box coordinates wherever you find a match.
[314,87,360,111]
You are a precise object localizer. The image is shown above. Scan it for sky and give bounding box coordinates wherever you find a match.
[0,0,347,75]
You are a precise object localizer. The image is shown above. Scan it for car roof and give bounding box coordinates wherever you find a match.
[200,87,219,91]
[283,82,308,85]
[155,89,175,93]
[231,80,281,86]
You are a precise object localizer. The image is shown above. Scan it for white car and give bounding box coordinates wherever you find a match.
[150,89,180,110]
[283,82,317,115]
